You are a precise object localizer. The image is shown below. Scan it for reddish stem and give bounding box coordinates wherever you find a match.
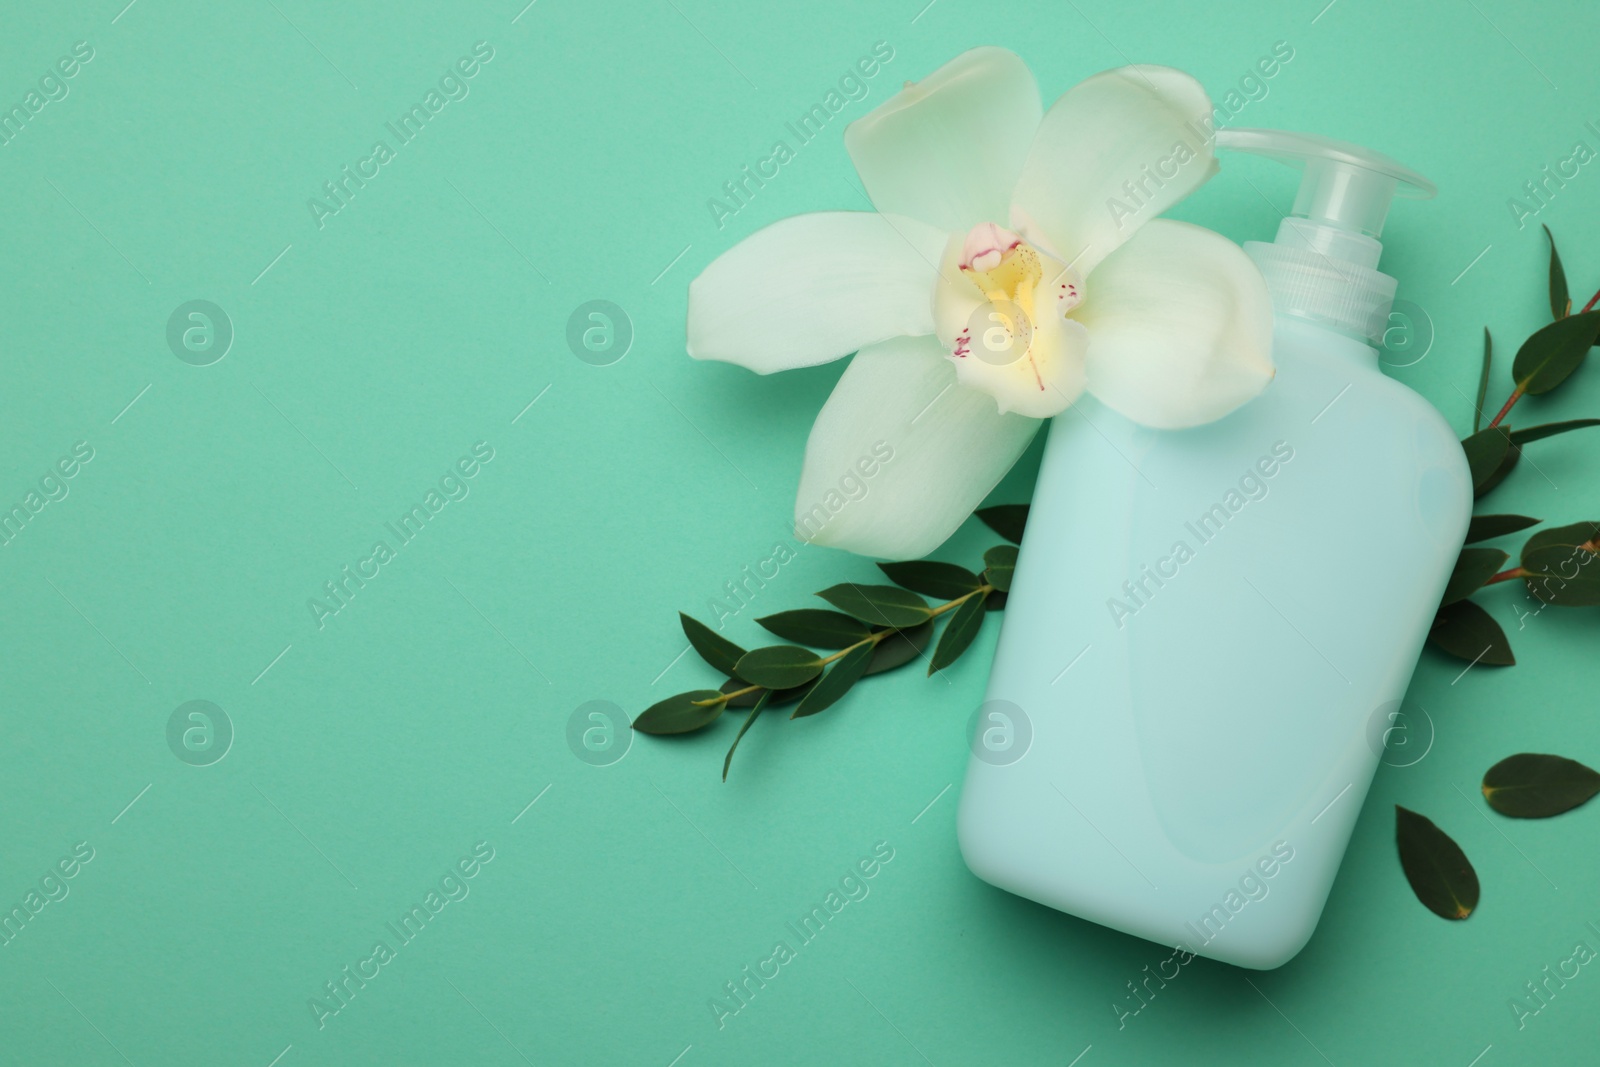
[1583,285,1600,315]
[1486,387,1523,430]
[1484,567,1528,585]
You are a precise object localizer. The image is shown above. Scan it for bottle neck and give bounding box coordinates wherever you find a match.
[1278,217,1381,268]
[1244,220,1397,347]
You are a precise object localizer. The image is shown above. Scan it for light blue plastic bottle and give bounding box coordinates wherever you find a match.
[957,130,1472,969]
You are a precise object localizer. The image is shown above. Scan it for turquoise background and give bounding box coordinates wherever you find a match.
[1,0,1598,1063]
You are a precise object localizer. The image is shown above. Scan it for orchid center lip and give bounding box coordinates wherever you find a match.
[958,227,1044,333]
[950,227,1047,388]
[960,222,1024,273]
[938,223,1091,404]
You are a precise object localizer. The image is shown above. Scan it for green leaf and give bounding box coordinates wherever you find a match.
[1521,520,1600,606]
[632,690,727,735]
[983,544,1019,592]
[929,593,988,674]
[985,591,1008,612]
[1509,418,1600,445]
[975,504,1029,545]
[719,676,810,708]
[679,613,744,676]
[1465,514,1541,543]
[722,690,770,781]
[866,622,932,675]
[1395,806,1479,921]
[1461,426,1511,491]
[1482,753,1600,818]
[1427,600,1514,666]
[1545,225,1571,320]
[1521,519,1600,556]
[733,646,826,689]
[791,643,874,719]
[1476,441,1521,498]
[1473,328,1492,434]
[876,560,983,599]
[1442,547,1509,606]
[816,583,933,629]
[755,609,873,649]
[1511,310,1600,395]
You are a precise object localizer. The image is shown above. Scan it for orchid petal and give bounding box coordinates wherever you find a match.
[1074,220,1275,429]
[687,211,946,374]
[794,335,1041,559]
[845,47,1042,233]
[1010,65,1216,276]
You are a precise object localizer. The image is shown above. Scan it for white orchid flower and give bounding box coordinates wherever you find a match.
[687,47,1274,560]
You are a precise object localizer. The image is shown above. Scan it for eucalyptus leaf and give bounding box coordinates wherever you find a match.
[722,690,770,781]
[756,609,873,649]
[680,613,744,676]
[1473,328,1492,434]
[816,583,933,629]
[1465,514,1540,543]
[1461,426,1511,492]
[1427,600,1514,666]
[733,646,826,689]
[632,690,727,735]
[877,560,983,600]
[976,504,1028,545]
[1508,418,1600,445]
[1545,224,1570,320]
[791,643,874,719]
[1442,547,1509,606]
[1482,753,1600,818]
[984,544,1019,592]
[1478,441,1521,499]
[1521,520,1600,555]
[1511,310,1600,395]
[866,622,933,675]
[985,591,1008,612]
[1395,806,1479,921]
[1520,520,1600,606]
[929,593,988,674]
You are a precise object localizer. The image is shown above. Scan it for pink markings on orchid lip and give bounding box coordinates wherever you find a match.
[960,222,1023,272]
[952,326,971,358]
[1055,277,1083,316]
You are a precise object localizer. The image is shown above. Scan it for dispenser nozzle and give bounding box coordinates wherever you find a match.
[1219,128,1435,345]
[1216,127,1435,238]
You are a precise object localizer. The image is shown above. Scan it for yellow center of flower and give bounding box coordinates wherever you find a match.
[933,223,1090,418]
[964,242,1041,320]
[963,245,1041,387]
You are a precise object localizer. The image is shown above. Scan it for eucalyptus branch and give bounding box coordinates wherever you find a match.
[689,587,996,710]
[633,509,1022,780]
[1424,229,1600,669]
[1479,228,1600,430]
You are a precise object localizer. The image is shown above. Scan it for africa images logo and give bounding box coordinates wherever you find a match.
[307,841,495,1029]
[1105,441,1295,629]
[705,41,895,230]
[307,42,496,230]
[307,442,494,630]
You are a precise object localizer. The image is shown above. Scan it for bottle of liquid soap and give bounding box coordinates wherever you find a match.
[957,129,1471,969]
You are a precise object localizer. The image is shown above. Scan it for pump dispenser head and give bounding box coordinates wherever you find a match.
[1218,127,1436,345]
